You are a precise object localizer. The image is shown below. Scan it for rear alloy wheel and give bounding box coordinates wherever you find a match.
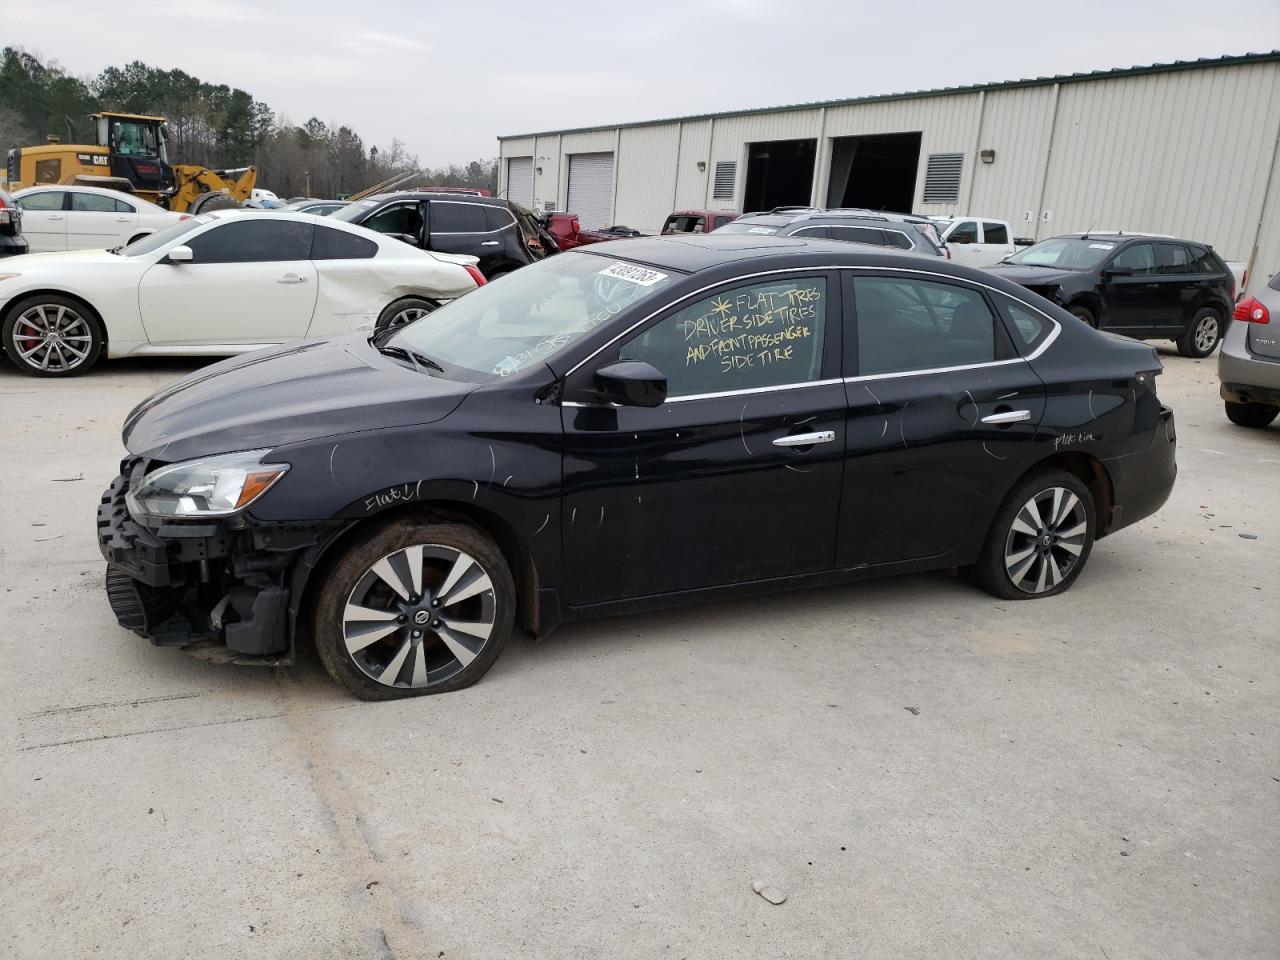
[1176,307,1223,358]
[375,297,439,333]
[313,521,514,700]
[2,295,104,377]
[1224,400,1279,428]
[974,469,1095,600]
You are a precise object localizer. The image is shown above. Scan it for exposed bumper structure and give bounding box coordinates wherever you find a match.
[96,460,323,661]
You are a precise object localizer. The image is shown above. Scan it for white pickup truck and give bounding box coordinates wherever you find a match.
[929,216,1032,268]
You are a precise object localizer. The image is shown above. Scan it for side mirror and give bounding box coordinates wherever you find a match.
[166,245,193,263]
[1103,266,1133,279]
[594,360,667,408]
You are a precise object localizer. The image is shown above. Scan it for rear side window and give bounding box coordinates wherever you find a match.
[1155,243,1191,274]
[853,276,1007,375]
[1111,243,1156,274]
[1190,247,1224,274]
[311,225,378,260]
[948,221,979,244]
[982,221,1009,244]
[484,205,515,231]
[827,225,888,247]
[882,230,914,250]
[995,295,1054,353]
[620,277,827,397]
[431,202,487,233]
[72,192,130,213]
[186,219,314,263]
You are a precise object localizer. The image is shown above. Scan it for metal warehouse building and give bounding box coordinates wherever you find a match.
[498,52,1280,291]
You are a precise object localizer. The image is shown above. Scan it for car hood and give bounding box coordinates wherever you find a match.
[985,264,1079,286]
[123,334,477,462]
[7,248,125,268]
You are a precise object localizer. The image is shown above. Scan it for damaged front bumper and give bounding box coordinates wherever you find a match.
[96,458,331,663]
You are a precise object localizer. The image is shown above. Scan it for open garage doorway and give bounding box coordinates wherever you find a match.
[743,139,816,212]
[826,132,922,213]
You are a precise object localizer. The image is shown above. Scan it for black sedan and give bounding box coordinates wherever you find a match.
[988,233,1235,357]
[98,235,1177,699]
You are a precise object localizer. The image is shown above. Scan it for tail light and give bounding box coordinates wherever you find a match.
[463,264,486,287]
[1233,296,1269,324]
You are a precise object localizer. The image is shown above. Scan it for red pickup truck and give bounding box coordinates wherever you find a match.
[661,210,739,234]
[543,212,644,251]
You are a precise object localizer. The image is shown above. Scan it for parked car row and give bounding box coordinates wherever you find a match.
[10,183,188,253]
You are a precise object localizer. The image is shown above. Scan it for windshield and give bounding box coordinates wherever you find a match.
[389,253,677,381]
[1006,237,1118,269]
[111,120,161,158]
[713,221,782,235]
[330,199,383,223]
[119,215,211,256]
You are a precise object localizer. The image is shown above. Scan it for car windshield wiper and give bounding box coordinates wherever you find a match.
[376,343,444,374]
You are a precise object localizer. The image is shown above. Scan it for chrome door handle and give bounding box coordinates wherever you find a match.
[773,430,836,447]
[981,409,1031,425]
[480,241,500,247]
[277,274,307,284]
[48,215,64,221]
[114,216,132,222]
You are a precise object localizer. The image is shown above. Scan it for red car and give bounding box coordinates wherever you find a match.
[661,210,739,234]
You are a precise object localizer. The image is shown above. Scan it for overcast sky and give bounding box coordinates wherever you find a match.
[8,0,1279,168]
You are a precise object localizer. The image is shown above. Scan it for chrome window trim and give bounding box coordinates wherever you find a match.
[562,264,1062,384]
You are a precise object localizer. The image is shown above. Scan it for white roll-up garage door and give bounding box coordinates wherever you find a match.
[566,152,614,229]
[506,156,533,208]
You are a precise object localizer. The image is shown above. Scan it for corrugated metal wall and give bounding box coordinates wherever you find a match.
[499,60,1280,288]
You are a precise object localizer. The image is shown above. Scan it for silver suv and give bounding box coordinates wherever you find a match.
[713,208,947,256]
[1219,271,1280,428]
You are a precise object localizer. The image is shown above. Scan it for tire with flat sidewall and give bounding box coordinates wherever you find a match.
[972,468,1096,601]
[311,519,515,700]
[1,294,104,377]
[1176,306,1223,358]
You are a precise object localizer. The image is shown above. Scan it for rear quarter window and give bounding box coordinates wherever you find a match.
[995,294,1055,354]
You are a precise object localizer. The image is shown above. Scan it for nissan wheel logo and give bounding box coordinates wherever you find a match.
[414,610,430,625]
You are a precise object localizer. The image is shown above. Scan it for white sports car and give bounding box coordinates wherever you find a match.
[0,210,483,377]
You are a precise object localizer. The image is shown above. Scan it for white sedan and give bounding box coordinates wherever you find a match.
[0,210,483,377]
[13,184,188,253]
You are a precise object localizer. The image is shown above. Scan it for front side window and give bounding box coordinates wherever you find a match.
[982,221,1010,244]
[362,202,423,238]
[1111,243,1156,274]
[17,191,64,211]
[430,202,487,233]
[714,216,735,229]
[790,226,830,240]
[389,253,676,381]
[948,220,979,244]
[110,121,160,157]
[186,219,314,263]
[853,276,1002,376]
[120,215,212,256]
[620,277,827,398]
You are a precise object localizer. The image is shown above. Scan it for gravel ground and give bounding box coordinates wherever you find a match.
[1,346,1276,960]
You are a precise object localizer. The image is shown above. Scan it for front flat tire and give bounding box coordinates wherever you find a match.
[312,520,515,700]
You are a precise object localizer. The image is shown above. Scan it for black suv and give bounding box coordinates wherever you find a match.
[332,192,556,279]
[0,186,28,257]
[988,234,1235,357]
[713,208,947,257]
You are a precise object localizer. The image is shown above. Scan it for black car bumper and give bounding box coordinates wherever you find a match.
[0,234,28,257]
[1103,404,1177,535]
[97,461,330,660]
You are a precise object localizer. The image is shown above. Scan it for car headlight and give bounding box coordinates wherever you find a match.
[126,449,289,520]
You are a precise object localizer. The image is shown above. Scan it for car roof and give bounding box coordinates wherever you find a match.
[734,211,931,229]
[365,191,503,206]
[576,233,946,273]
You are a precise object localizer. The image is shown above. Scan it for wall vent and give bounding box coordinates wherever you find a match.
[922,153,963,204]
[712,161,736,200]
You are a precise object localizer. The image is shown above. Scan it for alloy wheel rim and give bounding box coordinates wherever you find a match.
[1194,316,1219,352]
[14,304,93,372]
[388,306,431,329]
[1003,487,1088,594]
[342,544,496,688]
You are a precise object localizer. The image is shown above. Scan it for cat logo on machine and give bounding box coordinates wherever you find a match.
[75,153,110,166]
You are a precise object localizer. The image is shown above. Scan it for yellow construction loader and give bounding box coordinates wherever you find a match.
[4,112,256,213]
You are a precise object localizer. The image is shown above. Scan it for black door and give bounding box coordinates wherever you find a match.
[1152,242,1202,331]
[426,199,500,263]
[836,273,1047,567]
[1101,242,1159,329]
[559,273,845,605]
